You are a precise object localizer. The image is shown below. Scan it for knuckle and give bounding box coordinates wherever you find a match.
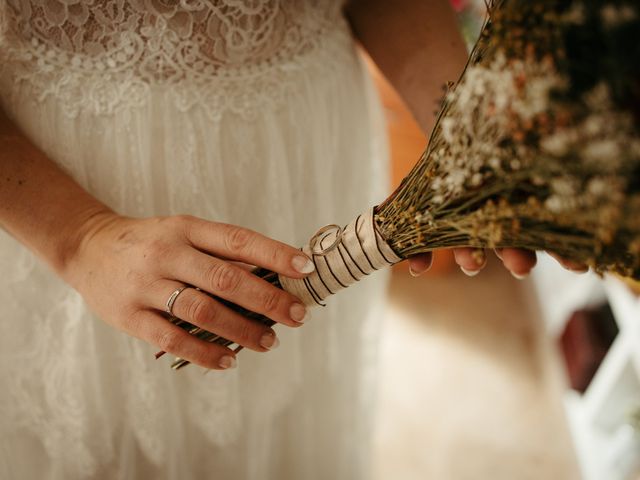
[144,238,172,260]
[225,226,253,254]
[206,263,241,294]
[157,215,195,240]
[173,214,195,224]
[122,310,143,332]
[234,322,256,345]
[260,289,281,315]
[191,348,219,369]
[187,295,218,326]
[125,268,144,287]
[267,245,285,267]
[158,330,181,353]
[164,214,191,228]
[173,214,196,238]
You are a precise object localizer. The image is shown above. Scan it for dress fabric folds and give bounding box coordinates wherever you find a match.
[0,2,391,478]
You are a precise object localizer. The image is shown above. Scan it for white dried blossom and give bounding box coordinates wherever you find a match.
[545,195,564,213]
[489,157,501,170]
[470,172,483,187]
[584,83,613,111]
[541,132,572,156]
[583,115,606,136]
[601,4,637,28]
[440,117,455,144]
[545,194,578,213]
[563,2,586,24]
[551,178,577,196]
[581,139,621,164]
[513,75,562,120]
[493,84,512,112]
[446,170,467,191]
[587,178,609,197]
[415,211,434,224]
[532,175,546,186]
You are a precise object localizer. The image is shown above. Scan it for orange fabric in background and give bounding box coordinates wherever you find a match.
[366,54,455,274]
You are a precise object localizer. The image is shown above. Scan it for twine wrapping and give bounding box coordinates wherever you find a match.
[279,207,402,307]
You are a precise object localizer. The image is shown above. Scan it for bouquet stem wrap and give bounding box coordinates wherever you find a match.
[279,207,402,307]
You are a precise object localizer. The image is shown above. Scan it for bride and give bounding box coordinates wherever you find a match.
[0,1,545,478]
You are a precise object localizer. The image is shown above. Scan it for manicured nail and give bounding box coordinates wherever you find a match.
[571,267,589,274]
[259,332,280,350]
[511,272,528,280]
[494,249,504,260]
[292,255,315,274]
[409,266,421,277]
[473,249,486,267]
[219,355,237,369]
[461,267,480,277]
[290,303,308,323]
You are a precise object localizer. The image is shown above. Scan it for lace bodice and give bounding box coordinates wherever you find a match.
[0,0,350,118]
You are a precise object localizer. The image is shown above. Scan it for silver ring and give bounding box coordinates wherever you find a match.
[309,224,343,256]
[166,286,188,316]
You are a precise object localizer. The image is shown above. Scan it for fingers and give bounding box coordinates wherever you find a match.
[547,252,589,273]
[408,252,433,277]
[147,282,281,352]
[495,248,537,278]
[127,309,238,370]
[453,248,486,276]
[170,249,308,327]
[182,217,314,278]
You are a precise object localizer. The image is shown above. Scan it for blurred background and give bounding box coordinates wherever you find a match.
[368,2,640,479]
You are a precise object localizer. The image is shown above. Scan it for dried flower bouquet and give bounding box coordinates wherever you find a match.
[165,0,640,369]
[376,0,640,280]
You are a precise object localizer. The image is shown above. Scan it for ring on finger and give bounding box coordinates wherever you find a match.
[166,285,201,316]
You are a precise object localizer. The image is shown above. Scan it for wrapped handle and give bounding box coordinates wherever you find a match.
[279,207,402,307]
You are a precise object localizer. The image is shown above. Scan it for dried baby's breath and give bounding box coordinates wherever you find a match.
[376,0,640,279]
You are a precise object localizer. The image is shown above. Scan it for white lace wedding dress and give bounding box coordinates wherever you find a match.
[0,1,391,479]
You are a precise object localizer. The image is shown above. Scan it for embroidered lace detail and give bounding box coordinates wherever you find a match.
[0,0,348,118]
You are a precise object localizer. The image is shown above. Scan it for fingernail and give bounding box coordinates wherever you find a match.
[290,303,308,323]
[219,355,237,369]
[259,332,280,350]
[473,249,486,267]
[511,272,528,280]
[292,255,315,274]
[494,249,503,260]
[571,268,589,274]
[409,266,421,277]
[461,267,480,277]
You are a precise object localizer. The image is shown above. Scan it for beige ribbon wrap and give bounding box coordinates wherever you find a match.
[279,207,402,307]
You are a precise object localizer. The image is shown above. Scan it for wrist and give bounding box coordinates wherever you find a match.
[55,205,120,282]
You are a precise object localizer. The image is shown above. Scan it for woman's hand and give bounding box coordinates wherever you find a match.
[408,248,589,277]
[63,212,315,370]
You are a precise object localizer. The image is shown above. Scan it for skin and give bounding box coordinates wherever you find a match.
[346,0,586,277]
[0,1,586,371]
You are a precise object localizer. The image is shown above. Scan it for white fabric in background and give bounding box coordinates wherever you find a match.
[0,2,391,479]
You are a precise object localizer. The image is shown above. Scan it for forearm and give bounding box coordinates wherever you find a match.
[346,0,468,135]
[0,108,113,276]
